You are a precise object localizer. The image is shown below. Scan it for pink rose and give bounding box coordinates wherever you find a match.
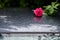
[33,8,44,17]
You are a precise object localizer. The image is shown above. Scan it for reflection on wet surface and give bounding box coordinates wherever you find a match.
[0,8,60,32]
[33,17,43,22]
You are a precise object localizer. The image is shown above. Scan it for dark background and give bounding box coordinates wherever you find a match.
[0,0,59,9]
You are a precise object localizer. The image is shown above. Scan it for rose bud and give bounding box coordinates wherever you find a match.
[33,8,44,17]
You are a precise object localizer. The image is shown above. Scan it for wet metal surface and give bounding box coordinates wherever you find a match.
[0,8,60,32]
[0,34,60,40]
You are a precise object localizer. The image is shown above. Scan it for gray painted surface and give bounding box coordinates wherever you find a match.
[0,8,60,32]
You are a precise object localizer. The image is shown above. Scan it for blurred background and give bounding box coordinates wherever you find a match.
[0,0,59,9]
